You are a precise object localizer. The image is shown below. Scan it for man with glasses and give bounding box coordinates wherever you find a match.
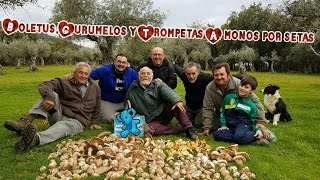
[90,53,138,123]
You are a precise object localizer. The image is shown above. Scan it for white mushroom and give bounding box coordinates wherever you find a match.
[48,160,57,169]
[39,166,47,173]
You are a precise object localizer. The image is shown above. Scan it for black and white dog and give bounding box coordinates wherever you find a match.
[260,85,292,125]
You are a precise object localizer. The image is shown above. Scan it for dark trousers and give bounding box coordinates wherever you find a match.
[146,104,193,135]
[213,122,256,144]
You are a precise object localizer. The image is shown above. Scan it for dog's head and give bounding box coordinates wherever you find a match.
[260,85,280,95]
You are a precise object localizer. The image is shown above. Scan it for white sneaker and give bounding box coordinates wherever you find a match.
[266,129,277,142]
[253,138,270,146]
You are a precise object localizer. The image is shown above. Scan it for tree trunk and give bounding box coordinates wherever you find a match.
[98,42,113,64]
[22,56,26,65]
[41,57,45,66]
[16,59,21,69]
[205,59,209,70]
[238,61,247,74]
[87,35,113,64]
[29,59,38,72]
[0,63,4,75]
[270,61,275,73]
[183,57,188,66]
[251,62,256,72]
[91,60,97,70]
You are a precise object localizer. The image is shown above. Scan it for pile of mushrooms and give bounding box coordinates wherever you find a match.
[36,132,256,180]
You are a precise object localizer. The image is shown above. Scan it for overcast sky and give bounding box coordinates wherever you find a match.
[0,0,280,47]
[0,0,281,27]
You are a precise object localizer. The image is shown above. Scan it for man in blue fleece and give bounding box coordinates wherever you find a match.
[90,54,138,123]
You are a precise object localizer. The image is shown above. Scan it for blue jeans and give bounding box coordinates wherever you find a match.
[213,122,256,144]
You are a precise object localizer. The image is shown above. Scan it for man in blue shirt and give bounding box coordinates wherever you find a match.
[90,54,138,123]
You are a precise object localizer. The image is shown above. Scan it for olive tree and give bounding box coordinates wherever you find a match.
[50,0,166,63]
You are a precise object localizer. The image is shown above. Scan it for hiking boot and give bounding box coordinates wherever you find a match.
[253,138,270,146]
[15,124,39,152]
[4,114,36,135]
[185,127,198,141]
[265,129,277,143]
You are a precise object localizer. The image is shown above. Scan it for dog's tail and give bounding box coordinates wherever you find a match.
[280,110,293,122]
[285,112,293,121]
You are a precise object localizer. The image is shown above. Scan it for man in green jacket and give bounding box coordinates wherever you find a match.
[126,67,197,140]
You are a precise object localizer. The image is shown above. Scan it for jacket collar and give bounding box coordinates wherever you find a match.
[70,77,93,86]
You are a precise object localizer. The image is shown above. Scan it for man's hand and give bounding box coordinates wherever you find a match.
[41,100,55,111]
[64,74,73,80]
[203,129,210,136]
[218,127,229,131]
[90,124,102,129]
[254,130,263,139]
[172,101,185,112]
[154,78,162,83]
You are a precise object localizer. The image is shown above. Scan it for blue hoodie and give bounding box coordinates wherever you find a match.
[90,64,138,103]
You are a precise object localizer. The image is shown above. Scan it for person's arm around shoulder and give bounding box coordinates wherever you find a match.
[174,64,184,78]
[130,68,139,80]
[90,65,104,80]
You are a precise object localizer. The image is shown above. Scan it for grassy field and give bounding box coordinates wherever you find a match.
[0,65,320,180]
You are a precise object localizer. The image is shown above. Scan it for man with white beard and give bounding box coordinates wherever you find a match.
[126,67,197,140]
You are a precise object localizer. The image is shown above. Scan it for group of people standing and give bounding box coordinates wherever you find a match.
[4,46,276,152]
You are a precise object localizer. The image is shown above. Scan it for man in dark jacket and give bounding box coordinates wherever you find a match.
[175,62,213,128]
[138,47,177,89]
[4,62,102,151]
[126,67,197,140]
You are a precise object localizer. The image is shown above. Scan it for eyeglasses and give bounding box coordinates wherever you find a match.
[115,60,128,65]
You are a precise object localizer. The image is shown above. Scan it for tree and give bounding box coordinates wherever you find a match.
[282,0,320,57]
[116,37,160,66]
[8,38,28,68]
[25,40,39,71]
[219,3,292,71]
[36,39,51,66]
[50,0,166,63]
[287,43,320,73]
[162,39,187,67]
[0,42,7,74]
[0,0,37,10]
[270,50,280,73]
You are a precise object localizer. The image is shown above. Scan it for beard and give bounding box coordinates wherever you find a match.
[140,79,152,87]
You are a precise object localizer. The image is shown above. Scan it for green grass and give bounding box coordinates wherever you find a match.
[0,66,320,179]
